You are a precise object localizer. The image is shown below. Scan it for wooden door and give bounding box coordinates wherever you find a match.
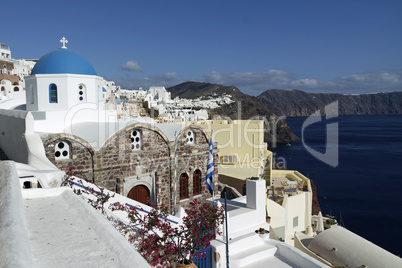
[180,173,189,199]
[127,185,150,205]
[193,170,201,195]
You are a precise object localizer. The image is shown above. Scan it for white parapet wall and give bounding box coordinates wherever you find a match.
[0,109,31,163]
[221,179,268,236]
[0,109,63,186]
[0,161,33,267]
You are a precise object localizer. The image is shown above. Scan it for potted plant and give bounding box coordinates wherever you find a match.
[255,227,270,239]
[109,199,224,267]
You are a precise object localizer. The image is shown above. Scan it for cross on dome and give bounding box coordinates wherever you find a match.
[60,37,68,48]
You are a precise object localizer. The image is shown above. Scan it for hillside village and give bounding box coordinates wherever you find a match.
[1,39,401,268]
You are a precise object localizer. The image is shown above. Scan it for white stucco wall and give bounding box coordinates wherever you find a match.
[0,109,31,163]
[284,192,310,242]
[266,198,286,235]
[268,170,313,245]
[0,109,62,186]
[25,74,102,112]
[223,179,267,236]
[267,192,312,245]
[25,133,62,182]
[0,161,33,267]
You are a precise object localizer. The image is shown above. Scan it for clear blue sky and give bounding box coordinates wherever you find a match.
[3,0,402,95]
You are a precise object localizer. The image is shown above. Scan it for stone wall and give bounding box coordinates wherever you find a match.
[40,123,218,212]
[173,126,218,210]
[41,133,95,181]
[95,124,171,206]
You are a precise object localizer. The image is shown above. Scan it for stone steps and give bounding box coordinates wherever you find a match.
[228,232,278,267]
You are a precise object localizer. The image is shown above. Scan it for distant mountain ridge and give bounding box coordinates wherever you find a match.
[168,81,402,117]
[167,81,402,143]
[167,82,299,143]
[168,81,243,99]
[258,89,402,117]
[168,81,274,118]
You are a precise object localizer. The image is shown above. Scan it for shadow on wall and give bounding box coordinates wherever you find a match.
[0,147,9,160]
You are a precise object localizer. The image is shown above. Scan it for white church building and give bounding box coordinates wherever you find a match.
[25,37,103,122]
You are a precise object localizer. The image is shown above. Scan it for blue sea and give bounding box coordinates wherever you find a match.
[270,115,402,256]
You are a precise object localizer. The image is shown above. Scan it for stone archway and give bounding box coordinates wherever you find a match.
[127,185,150,205]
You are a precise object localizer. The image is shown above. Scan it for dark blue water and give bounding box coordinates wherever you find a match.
[271,115,402,256]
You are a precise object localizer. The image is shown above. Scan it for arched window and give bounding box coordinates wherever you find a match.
[13,87,19,92]
[49,83,58,103]
[180,173,189,200]
[1,87,4,92]
[193,169,201,195]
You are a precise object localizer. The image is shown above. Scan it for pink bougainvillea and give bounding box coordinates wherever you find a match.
[109,199,224,267]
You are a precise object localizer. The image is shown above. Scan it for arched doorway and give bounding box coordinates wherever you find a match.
[127,185,150,205]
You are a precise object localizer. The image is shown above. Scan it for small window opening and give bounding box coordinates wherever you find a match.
[293,216,299,228]
[131,129,142,150]
[78,84,86,102]
[55,141,71,160]
[185,130,195,144]
[23,181,32,189]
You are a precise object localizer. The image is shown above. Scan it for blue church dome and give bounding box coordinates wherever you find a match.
[31,48,97,76]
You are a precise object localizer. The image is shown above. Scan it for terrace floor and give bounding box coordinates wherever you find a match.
[23,188,149,268]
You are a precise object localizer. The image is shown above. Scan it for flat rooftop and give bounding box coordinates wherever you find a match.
[22,188,150,267]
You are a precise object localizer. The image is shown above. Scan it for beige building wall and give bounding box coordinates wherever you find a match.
[189,120,272,192]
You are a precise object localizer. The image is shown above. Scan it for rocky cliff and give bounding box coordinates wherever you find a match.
[258,89,402,117]
[167,82,299,144]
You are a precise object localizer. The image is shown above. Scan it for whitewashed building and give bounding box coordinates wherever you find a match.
[0,43,36,107]
[25,38,103,119]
